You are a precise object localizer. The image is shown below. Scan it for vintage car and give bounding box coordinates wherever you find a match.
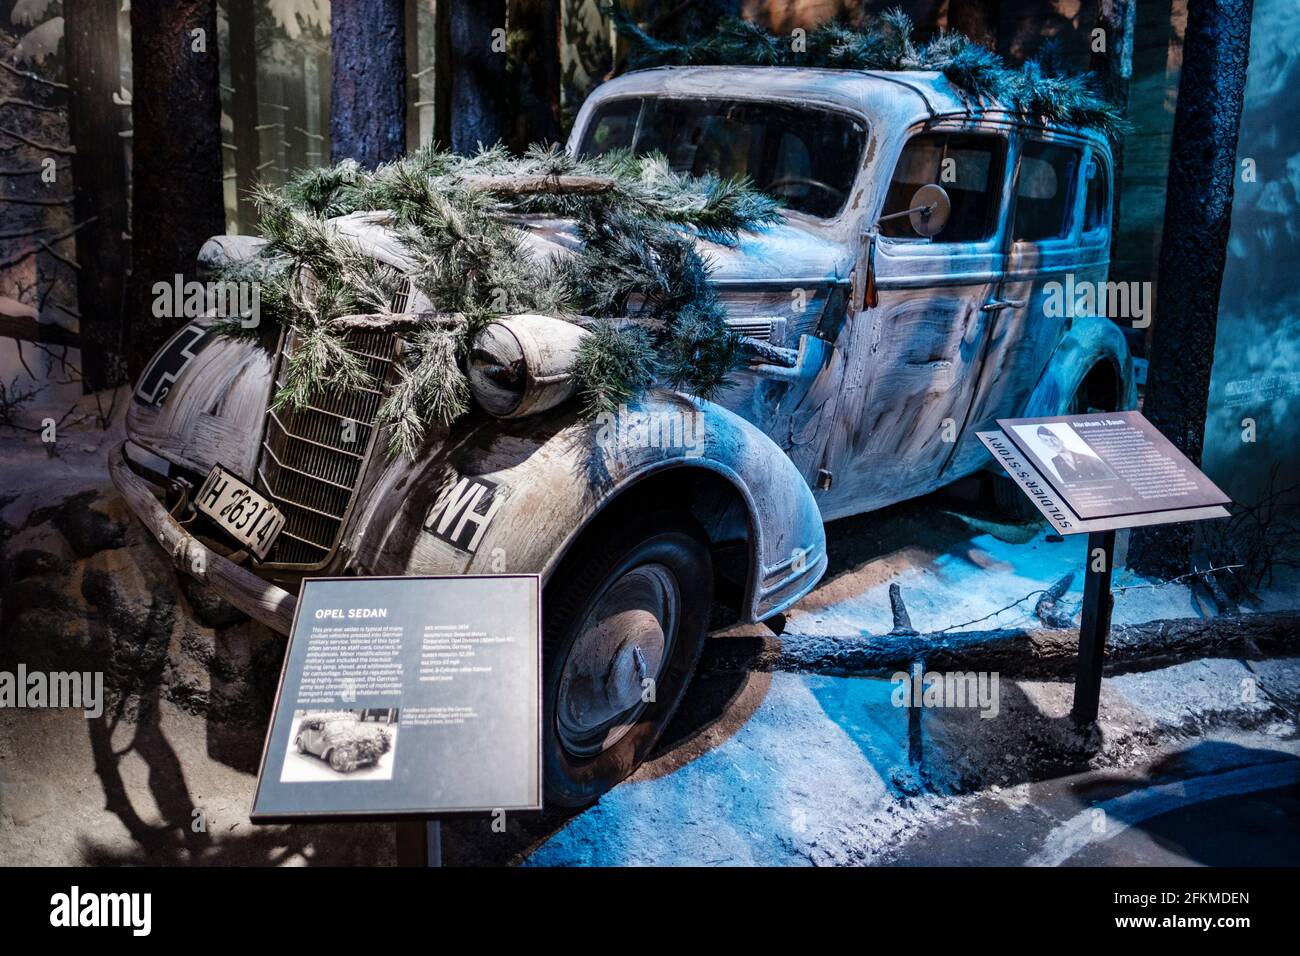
[294,716,392,774]
[111,67,1136,806]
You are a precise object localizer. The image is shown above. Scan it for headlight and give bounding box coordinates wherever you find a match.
[467,315,586,418]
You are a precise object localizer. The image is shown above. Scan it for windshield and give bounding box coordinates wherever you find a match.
[578,96,867,219]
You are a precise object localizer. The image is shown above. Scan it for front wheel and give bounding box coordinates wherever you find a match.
[328,747,357,773]
[542,510,713,808]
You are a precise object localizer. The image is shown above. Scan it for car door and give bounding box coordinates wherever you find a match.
[818,125,1013,518]
[942,132,1102,477]
[302,720,322,753]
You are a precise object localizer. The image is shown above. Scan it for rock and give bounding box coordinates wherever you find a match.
[30,491,127,558]
[2,608,93,672]
[6,548,70,581]
[181,578,251,629]
[2,575,72,623]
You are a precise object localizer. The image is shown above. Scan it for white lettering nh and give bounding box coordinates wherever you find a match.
[426,478,501,551]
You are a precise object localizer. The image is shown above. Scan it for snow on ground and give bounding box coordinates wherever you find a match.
[789,503,1297,641]
[524,659,1300,866]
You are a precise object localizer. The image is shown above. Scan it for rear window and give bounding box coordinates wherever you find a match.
[578,97,867,219]
[880,132,1006,242]
[1014,140,1082,241]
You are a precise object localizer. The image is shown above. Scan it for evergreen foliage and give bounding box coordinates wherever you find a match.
[221,143,782,457]
[605,3,1128,139]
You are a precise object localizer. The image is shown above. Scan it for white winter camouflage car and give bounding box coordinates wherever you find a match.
[113,67,1135,805]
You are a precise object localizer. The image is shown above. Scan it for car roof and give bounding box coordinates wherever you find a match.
[579,66,1108,146]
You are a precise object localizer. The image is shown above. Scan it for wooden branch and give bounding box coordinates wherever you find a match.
[0,127,75,154]
[0,60,68,90]
[0,219,95,271]
[460,173,616,196]
[0,314,79,347]
[328,311,465,333]
[0,195,74,206]
[0,163,70,177]
[0,96,59,113]
[330,316,798,374]
[701,610,1300,680]
[739,335,798,367]
[37,237,81,271]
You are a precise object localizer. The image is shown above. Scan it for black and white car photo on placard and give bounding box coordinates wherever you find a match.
[280,709,399,783]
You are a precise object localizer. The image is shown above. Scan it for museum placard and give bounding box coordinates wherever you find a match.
[997,411,1232,521]
[251,574,542,822]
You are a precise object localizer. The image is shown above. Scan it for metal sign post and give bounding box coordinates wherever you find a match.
[977,411,1232,729]
[396,820,442,867]
[1071,529,1116,725]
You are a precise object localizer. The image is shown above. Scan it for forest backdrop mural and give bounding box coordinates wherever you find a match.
[0,0,1295,578]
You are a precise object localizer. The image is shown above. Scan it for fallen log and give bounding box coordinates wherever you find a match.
[460,173,616,196]
[701,610,1300,679]
[0,313,78,347]
[328,311,464,334]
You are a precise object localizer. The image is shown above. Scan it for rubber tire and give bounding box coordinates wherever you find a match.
[328,748,355,773]
[542,510,712,808]
[991,468,1044,523]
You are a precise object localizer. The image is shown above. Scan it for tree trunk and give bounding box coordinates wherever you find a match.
[508,0,562,149]
[64,0,130,390]
[405,0,423,150]
[125,0,226,378]
[316,47,332,164]
[448,0,509,153]
[1088,0,1135,269]
[226,0,260,233]
[1128,0,1255,579]
[284,50,309,174]
[433,0,451,149]
[330,0,406,167]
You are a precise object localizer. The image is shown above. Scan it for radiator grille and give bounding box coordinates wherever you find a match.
[725,317,773,341]
[256,328,398,566]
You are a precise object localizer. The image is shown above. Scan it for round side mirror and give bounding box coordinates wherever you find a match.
[908,183,951,238]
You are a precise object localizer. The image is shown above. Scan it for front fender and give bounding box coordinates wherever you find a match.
[125,318,272,478]
[1024,315,1137,417]
[347,389,828,622]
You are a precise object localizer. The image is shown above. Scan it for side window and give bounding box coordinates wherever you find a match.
[880,132,1006,242]
[1083,153,1109,232]
[1014,140,1082,241]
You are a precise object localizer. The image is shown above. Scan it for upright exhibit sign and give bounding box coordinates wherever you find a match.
[979,411,1231,723]
[251,574,542,841]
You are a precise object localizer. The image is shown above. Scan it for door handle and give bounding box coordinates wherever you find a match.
[981,298,1026,313]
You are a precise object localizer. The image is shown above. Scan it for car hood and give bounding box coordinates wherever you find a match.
[124,212,847,480]
[510,214,850,286]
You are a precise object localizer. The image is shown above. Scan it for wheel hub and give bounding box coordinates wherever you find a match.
[556,563,680,758]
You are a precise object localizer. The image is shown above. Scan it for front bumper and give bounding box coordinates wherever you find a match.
[108,441,297,634]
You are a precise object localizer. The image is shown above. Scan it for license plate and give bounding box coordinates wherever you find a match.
[195,465,286,560]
